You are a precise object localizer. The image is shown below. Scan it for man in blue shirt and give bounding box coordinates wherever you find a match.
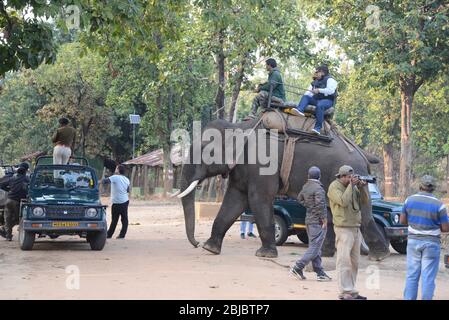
[101,165,130,239]
[400,175,449,300]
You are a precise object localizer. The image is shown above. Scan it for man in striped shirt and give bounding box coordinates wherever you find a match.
[400,175,449,300]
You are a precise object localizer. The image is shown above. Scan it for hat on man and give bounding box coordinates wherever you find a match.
[308,166,321,180]
[336,165,354,177]
[420,175,437,188]
[19,162,29,171]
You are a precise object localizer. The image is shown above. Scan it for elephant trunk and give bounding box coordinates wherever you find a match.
[181,187,200,248]
[180,164,200,248]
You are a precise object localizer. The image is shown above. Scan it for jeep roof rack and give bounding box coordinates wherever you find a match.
[35,156,89,166]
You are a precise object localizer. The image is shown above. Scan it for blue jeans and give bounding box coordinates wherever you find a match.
[404,238,441,300]
[296,95,333,130]
[240,221,254,234]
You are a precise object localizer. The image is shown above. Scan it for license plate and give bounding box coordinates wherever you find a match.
[52,222,79,227]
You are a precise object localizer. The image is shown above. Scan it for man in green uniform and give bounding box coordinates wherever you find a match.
[247,58,286,119]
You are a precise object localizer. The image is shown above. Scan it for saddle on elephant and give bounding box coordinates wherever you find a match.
[260,107,334,140]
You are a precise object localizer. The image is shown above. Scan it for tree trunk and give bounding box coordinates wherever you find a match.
[228,54,248,122]
[215,29,226,120]
[398,79,415,201]
[163,148,174,196]
[163,87,174,196]
[447,154,449,199]
[130,166,137,198]
[383,142,395,198]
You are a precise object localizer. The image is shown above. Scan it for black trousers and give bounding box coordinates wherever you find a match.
[107,201,129,238]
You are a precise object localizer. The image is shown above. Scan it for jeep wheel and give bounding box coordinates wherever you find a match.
[296,230,309,244]
[274,215,288,246]
[19,219,35,251]
[88,229,107,251]
[391,240,407,254]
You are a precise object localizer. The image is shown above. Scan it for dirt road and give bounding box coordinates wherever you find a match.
[1,200,448,300]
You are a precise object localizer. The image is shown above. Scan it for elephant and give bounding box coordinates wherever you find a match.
[178,116,390,261]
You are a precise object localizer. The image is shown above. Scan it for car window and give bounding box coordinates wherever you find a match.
[33,168,95,189]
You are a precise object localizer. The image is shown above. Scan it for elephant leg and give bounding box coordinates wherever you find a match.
[248,189,278,258]
[360,203,390,261]
[322,208,336,257]
[203,185,248,255]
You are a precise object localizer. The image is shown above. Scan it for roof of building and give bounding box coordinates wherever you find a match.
[123,144,184,167]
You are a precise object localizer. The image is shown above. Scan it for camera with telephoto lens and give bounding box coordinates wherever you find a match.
[353,174,376,183]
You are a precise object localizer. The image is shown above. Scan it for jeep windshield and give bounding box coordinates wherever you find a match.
[368,182,383,199]
[33,168,96,190]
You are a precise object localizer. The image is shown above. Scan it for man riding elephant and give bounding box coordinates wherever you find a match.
[246,58,286,119]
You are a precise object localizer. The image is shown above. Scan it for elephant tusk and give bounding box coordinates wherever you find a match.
[177,180,199,198]
[170,190,181,197]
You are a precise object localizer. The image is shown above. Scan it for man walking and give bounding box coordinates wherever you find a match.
[101,165,130,239]
[0,163,30,241]
[52,117,76,165]
[401,175,449,300]
[327,165,368,300]
[290,166,332,281]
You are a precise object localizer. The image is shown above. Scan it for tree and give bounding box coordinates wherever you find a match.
[308,0,449,199]
[336,71,401,197]
[413,76,449,196]
[34,42,117,158]
[0,70,48,162]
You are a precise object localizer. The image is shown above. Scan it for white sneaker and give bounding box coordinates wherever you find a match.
[311,128,321,135]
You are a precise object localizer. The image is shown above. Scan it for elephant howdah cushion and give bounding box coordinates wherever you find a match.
[261,110,332,136]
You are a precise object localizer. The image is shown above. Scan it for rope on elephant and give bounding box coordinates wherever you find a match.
[279,136,299,195]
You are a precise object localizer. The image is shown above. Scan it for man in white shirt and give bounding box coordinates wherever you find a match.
[101,164,130,239]
[295,65,338,135]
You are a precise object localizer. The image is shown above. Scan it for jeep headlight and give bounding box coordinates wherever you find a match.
[393,213,400,224]
[85,208,98,218]
[32,207,45,217]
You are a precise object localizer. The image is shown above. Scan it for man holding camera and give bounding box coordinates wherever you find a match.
[327,165,369,300]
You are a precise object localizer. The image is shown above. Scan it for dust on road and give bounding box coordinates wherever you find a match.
[1,200,448,300]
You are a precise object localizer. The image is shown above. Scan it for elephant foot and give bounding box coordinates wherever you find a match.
[202,239,221,255]
[368,249,390,261]
[255,247,278,258]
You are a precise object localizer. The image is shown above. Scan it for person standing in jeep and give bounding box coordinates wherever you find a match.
[52,117,76,165]
[290,166,332,282]
[101,165,130,239]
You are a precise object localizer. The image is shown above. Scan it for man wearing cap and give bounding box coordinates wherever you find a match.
[0,163,30,241]
[290,166,332,281]
[401,175,449,300]
[327,165,369,300]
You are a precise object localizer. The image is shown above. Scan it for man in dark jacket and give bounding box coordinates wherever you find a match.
[247,58,286,119]
[290,166,332,281]
[0,162,30,241]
